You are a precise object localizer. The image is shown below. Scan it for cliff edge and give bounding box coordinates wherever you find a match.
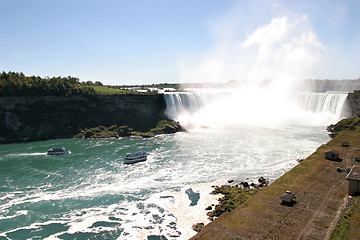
[346,90,360,117]
[0,94,166,143]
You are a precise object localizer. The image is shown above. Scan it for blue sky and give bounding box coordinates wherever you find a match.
[0,0,359,85]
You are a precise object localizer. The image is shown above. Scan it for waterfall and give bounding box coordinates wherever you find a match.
[164,92,224,120]
[164,91,349,127]
[295,92,348,116]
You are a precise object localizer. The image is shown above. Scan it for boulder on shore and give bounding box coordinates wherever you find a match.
[206,211,215,217]
[258,177,269,187]
[192,223,205,232]
[240,182,249,188]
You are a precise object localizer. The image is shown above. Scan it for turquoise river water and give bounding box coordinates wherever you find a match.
[0,125,330,239]
[0,90,348,239]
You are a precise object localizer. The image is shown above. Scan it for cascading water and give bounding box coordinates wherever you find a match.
[164,90,349,128]
[295,92,348,116]
[164,92,225,120]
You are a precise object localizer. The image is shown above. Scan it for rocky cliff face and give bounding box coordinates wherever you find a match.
[0,94,166,143]
[345,91,360,117]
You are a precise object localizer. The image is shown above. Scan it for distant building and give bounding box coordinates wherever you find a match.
[346,165,360,195]
[325,149,339,161]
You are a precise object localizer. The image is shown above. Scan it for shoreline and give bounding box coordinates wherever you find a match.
[190,177,269,234]
[191,128,360,239]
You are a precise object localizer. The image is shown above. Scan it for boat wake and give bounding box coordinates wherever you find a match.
[7,152,47,157]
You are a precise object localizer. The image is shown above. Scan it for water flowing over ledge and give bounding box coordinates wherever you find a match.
[164,90,349,129]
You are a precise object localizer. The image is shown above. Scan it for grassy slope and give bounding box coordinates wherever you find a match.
[331,196,360,240]
[192,120,360,239]
[80,85,155,95]
[91,86,126,94]
[329,117,360,239]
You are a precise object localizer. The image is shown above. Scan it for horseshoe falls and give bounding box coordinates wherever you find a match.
[164,90,348,129]
[0,90,349,239]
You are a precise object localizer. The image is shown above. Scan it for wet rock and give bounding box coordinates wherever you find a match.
[258,177,269,187]
[192,223,205,232]
[205,205,212,210]
[326,124,336,133]
[206,211,215,217]
[258,177,266,184]
[185,188,200,206]
[240,182,249,188]
[214,205,226,217]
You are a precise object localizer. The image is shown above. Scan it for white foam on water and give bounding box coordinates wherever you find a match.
[65,209,111,234]
[0,219,68,238]
[32,179,223,240]
[0,210,28,221]
[116,201,176,239]
[6,152,47,157]
[143,179,224,239]
[0,120,331,239]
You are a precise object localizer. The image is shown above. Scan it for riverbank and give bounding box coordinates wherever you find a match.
[191,125,360,239]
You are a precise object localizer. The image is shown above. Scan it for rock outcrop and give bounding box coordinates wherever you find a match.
[192,223,205,232]
[345,90,360,117]
[0,94,167,143]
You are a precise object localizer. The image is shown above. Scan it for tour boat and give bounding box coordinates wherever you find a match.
[124,152,147,164]
[47,147,71,155]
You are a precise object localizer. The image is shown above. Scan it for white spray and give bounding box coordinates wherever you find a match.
[173,15,346,129]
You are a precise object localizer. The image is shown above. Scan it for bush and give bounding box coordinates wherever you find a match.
[118,126,132,136]
[108,125,117,131]
[84,130,95,138]
[73,119,183,139]
[210,186,262,217]
[331,117,360,132]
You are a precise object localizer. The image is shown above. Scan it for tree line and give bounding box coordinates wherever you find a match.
[0,71,103,96]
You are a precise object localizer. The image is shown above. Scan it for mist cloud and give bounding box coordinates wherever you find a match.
[173,9,344,128]
[179,13,324,86]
